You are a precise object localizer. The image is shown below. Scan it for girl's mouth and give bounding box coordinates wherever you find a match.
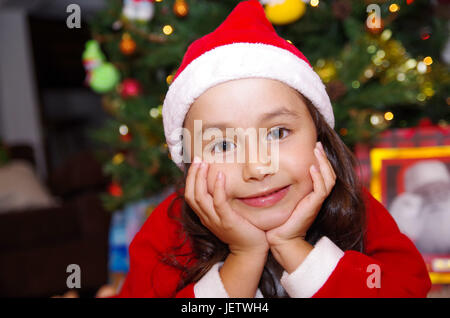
[238,185,291,208]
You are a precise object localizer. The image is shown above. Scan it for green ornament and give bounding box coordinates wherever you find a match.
[82,40,105,63]
[90,63,120,93]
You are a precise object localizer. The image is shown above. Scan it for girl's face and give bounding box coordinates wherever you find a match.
[183,78,319,231]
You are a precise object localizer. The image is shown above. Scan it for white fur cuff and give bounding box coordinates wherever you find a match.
[194,261,264,298]
[280,236,344,298]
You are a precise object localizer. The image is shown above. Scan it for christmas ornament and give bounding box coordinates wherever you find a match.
[120,132,132,143]
[263,0,306,25]
[366,16,384,34]
[82,40,105,85]
[173,0,189,18]
[120,33,136,55]
[120,78,142,98]
[108,181,123,197]
[112,153,125,165]
[89,62,120,93]
[313,59,337,83]
[119,124,133,142]
[122,0,155,22]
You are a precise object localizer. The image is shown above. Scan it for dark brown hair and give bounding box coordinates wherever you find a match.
[159,96,367,298]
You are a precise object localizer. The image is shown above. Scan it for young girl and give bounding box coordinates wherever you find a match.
[114,0,431,298]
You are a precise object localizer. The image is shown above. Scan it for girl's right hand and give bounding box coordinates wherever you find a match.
[185,158,269,257]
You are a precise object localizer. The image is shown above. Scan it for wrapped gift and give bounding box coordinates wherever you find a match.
[108,186,175,274]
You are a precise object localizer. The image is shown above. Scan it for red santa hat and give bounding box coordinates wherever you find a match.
[162,0,334,169]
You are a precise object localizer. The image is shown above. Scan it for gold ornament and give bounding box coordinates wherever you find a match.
[173,0,189,18]
[264,0,306,25]
[120,33,136,55]
[112,153,125,165]
[314,59,337,84]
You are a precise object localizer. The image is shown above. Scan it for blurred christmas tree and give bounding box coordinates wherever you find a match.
[85,0,449,211]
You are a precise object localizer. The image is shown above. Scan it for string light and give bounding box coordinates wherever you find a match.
[370,114,383,126]
[149,108,159,118]
[367,45,377,54]
[417,61,427,74]
[316,59,325,68]
[416,93,426,101]
[376,50,386,59]
[163,25,173,35]
[310,0,319,7]
[405,58,417,69]
[396,73,405,82]
[166,74,174,85]
[423,56,433,65]
[389,4,400,12]
[384,112,394,121]
[119,124,129,135]
[381,29,392,41]
[364,69,374,78]
[352,81,360,89]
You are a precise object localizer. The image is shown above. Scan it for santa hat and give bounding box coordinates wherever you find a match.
[162,0,334,170]
[404,160,450,193]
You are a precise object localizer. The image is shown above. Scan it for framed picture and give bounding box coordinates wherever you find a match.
[369,145,450,285]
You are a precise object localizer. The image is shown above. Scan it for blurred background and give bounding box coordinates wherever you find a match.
[0,0,448,298]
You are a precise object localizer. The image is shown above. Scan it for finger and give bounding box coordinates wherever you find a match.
[185,158,202,212]
[194,162,217,223]
[318,142,337,180]
[310,163,327,200]
[314,147,336,193]
[213,171,234,225]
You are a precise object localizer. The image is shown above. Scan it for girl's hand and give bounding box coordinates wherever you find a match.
[185,158,269,257]
[266,141,337,247]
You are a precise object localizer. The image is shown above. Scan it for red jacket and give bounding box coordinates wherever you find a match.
[115,187,431,298]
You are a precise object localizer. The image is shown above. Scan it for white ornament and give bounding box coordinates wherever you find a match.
[122,0,154,22]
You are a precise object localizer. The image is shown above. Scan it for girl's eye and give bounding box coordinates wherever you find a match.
[212,140,236,153]
[267,127,290,141]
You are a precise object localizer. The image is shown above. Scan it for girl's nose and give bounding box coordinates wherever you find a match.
[240,134,278,181]
[242,159,275,182]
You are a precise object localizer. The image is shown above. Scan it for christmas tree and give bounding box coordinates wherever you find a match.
[85,0,450,211]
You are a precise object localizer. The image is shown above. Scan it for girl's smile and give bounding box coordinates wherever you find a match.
[237,184,291,208]
[184,77,319,231]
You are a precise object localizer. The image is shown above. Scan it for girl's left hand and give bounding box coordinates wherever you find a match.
[266,141,337,247]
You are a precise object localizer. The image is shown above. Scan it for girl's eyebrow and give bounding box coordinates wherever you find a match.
[200,107,301,132]
[259,107,301,122]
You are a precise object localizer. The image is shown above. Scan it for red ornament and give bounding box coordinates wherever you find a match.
[108,181,123,197]
[366,17,384,35]
[120,78,142,98]
[120,132,132,143]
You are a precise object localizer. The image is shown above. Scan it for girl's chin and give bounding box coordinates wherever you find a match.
[244,209,293,231]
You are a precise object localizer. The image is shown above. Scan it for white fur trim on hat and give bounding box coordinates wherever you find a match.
[162,42,334,170]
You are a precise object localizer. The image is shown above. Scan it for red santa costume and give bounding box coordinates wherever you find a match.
[114,0,431,297]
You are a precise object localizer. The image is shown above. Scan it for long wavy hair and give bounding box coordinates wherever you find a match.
[159,96,367,298]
